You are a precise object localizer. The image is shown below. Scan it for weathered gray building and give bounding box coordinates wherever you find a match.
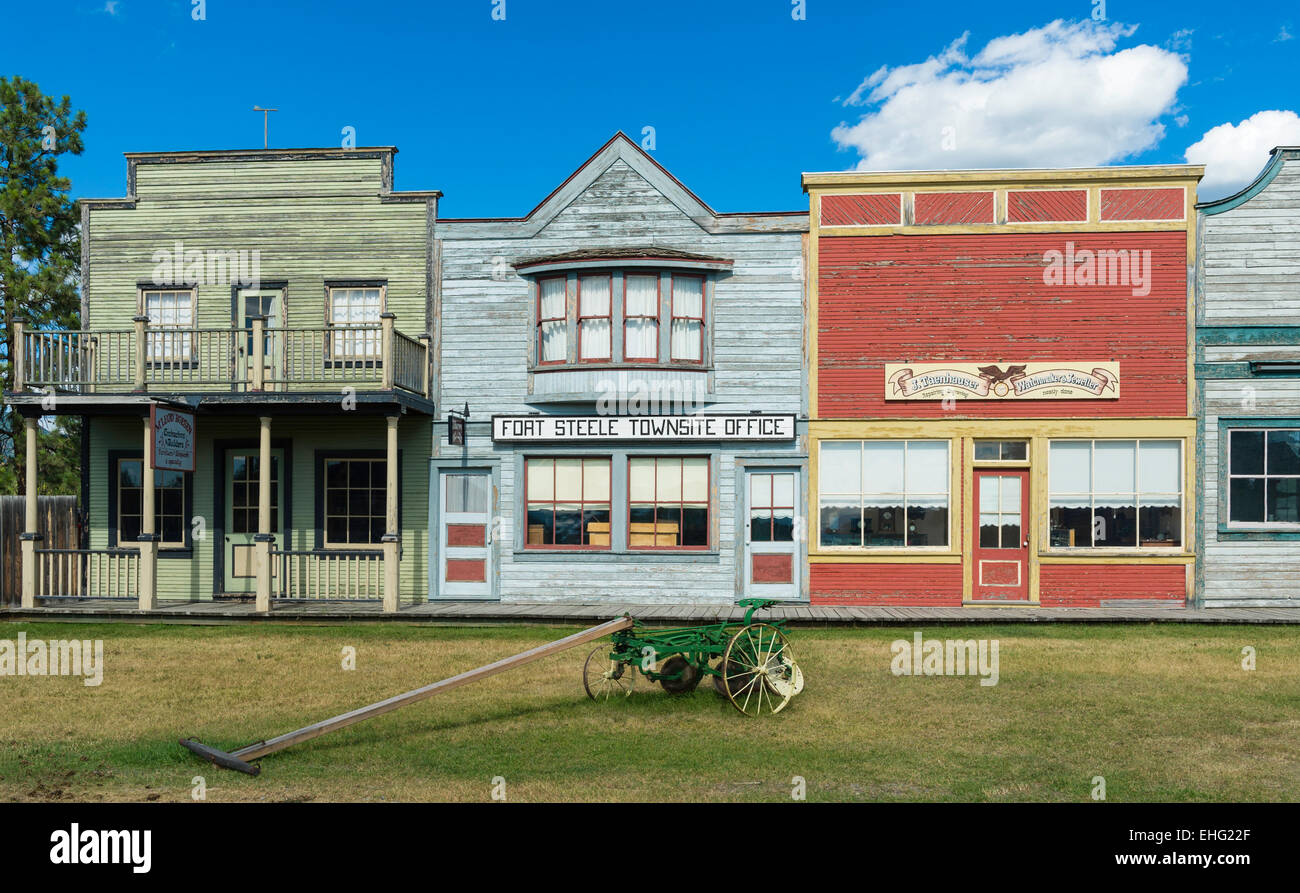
[1197,146,1300,606]
[431,134,809,603]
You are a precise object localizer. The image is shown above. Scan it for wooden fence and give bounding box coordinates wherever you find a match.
[0,495,80,606]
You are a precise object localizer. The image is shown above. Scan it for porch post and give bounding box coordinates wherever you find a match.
[12,319,25,392]
[133,315,148,392]
[380,312,395,391]
[20,415,41,608]
[254,415,273,612]
[137,413,159,611]
[381,414,400,613]
[250,316,265,392]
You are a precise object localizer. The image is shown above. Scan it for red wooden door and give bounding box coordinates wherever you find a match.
[971,470,1029,602]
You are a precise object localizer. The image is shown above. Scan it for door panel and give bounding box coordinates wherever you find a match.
[744,470,801,600]
[223,449,284,593]
[971,470,1030,602]
[437,471,494,599]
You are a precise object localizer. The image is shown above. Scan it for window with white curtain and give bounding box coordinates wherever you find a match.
[670,275,704,363]
[328,287,383,360]
[819,440,950,549]
[1048,440,1183,548]
[142,289,195,363]
[578,274,611,361]
[537,277,567,364]
[624,274,659,361]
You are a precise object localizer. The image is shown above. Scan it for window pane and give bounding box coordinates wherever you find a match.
[750,473,772,509]
[906,442,948,493]
[554,459,583,501]
[526,459,553,502]
[1093,499,1137,547]
[1002,441,1028,460]
[906,497,947,547]
[1230,430,1264,475]
[772,473,794,508]
[979,515,999,548]
[670,319,702,361]
[540,278,565,317]
[526,507,553,545]
[579,275,610,315]
[1050,498,1091,547]
[446,473,490,513]
[625,319,657,360]
[120,460,143,489]
[863,499,905,547]
[771,508,794,542]
[681,506,708,546]
[625,274,658,315]
[1267,430,1300,475]
[1139,500,1181,547]
[974,441,1000,461]
[819,442,861,495]
[584,459,611,502]
[658,459,682,501]
[629,458,655,502]
[682,458,708,501]
[979,479,998,514]
[540,320,566,362]
[819,500,861,547]
[671,277,703,317]
[553,505,582,545]
[1267,478,1300,523]
[863,442,905,494]
[750,510,773,542]
[1095,441,1136,493]
[1000,476,1021,512]
[1138,440,1181,494]
[1049,441,1091,494]
[580,318,611,359]
[1229,478,1266,523]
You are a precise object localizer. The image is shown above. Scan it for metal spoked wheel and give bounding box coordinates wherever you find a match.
[721,623,797,716]
[583,646,635,701]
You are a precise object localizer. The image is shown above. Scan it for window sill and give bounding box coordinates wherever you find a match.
[1215,526,1300,541]
[1039,550,1192,560]
[530,363,712,374]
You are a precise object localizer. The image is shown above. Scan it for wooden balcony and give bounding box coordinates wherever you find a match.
[11,313,431,399]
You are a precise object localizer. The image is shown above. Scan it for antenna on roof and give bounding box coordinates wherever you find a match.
[252,106,279,149]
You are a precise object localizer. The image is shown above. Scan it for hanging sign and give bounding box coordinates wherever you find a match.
[150,404,196,471]
[884,362,1120,400]
[492,413,796,443]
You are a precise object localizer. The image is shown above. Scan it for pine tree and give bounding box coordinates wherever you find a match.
[0,76,87,495]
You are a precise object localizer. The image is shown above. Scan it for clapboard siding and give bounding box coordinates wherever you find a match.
[1197,148,1300,606]
[87,153,430,332]
[435,139,807,603]
[88,414,430,602]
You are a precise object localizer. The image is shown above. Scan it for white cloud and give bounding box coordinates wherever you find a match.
[1185,110,1300,199]
[1276,25,1294,43]
[831,19,1188,171]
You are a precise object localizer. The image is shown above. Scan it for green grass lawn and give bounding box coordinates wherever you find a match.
[1,620,1297,802]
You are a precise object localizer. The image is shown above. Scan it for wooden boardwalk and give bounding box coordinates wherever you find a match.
[3,598,1299,625]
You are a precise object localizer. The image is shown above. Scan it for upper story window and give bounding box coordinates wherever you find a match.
[670,275,704,364]
[515,250,731,371]
[1228,429,1300,527]
[328,286,383,360]
[142,289,195,363]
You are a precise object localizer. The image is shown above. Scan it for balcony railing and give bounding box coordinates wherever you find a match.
[12,314,431,398]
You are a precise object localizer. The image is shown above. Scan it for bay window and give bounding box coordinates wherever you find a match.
[1227,428,1300,526]
[537,277,567,364]
[525,457,611,548]
[623,274,660,361]
[1049,440,1182,548]
[670,275,704,363]
[628,456,709,549]
[819,440,950,548]
[578,274,611,361]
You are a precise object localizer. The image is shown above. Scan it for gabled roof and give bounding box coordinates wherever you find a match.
[1197,146,1300,215]
[438,132,807,236]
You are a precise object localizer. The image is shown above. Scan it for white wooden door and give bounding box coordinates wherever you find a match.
[743,470,800,600]
[437,471,494,599]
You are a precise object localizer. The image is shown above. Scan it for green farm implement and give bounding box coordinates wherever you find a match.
[582,598,804,716]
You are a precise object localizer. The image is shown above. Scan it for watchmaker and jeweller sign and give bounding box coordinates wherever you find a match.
[885,362,1120,400]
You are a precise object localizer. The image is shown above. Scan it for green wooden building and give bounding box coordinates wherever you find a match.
[8,147,438,611]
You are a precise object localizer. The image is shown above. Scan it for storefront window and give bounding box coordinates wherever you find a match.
[525,458,611,548]
[628,456,709,548]
[1228,429,1300,525]
[116,458,188,547]
[819,440,950,548]
[324,457,386,546]
[1048,440,1182,548]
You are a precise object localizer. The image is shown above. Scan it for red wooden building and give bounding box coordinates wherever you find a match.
[803,167,1202,607]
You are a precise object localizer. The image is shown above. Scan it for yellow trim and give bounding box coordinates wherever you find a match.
[802,167,1204,189]
[811,419,1195,438]
[810,555,963,564]
[808,195,820,419]
[819,221,1190,237]
[1039,555,1194,564]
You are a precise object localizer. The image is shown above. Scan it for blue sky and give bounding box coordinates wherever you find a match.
[6,0,1298,213]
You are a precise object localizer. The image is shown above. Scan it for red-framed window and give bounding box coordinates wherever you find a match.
[628,456,709,549]
[577,274,612,361]
[537,277,567,365]
[623,273,660,362]
[670,275,705,363]
[524,457,611,549]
